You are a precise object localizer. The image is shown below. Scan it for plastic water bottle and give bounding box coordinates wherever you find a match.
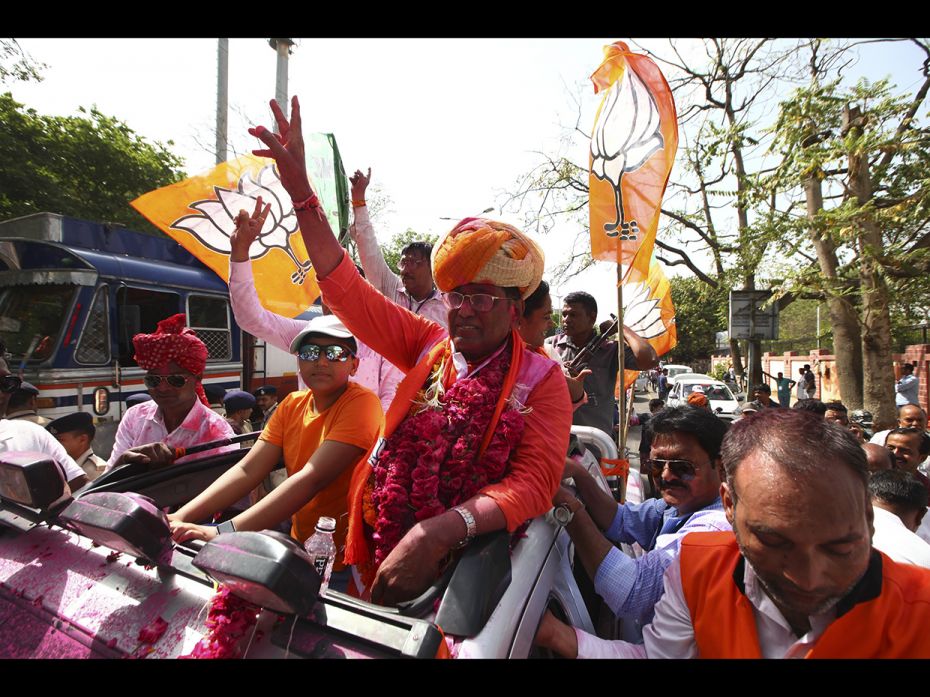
[304,516,336,593]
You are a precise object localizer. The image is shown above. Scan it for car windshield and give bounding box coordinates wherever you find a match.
[683,383,734,401]
[0,284,77,361]
[667,367,690,378]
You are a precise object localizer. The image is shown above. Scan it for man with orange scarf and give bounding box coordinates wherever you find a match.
[248,96,572,606]
[106,314,237,469]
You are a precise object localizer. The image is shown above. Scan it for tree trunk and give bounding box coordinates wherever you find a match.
[803,174,864,408]
[845,105,897,429]
[730,338,745,379]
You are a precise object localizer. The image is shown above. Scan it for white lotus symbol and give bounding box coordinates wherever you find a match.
[623,280,666,340]
[591,66,664,241]
[171,164,313,285]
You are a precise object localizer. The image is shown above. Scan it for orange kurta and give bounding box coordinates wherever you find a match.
[317,251,572,566]
[260,382,382,570]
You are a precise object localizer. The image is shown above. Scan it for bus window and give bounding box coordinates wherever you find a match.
[188,295,231,361]
[117,286,180,364]
[0,283,77,362]
[75,286,110,364]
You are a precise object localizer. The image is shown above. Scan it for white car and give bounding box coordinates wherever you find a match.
[666,374,742,420]
[662,364,693,386]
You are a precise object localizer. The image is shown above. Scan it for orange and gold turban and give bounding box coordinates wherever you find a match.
[431,218,545,299]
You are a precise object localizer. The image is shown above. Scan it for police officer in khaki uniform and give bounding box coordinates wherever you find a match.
[46,412,106,481]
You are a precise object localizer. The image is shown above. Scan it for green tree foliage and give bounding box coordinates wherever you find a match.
[378,228,439,275]
[0,40,44,84]
[765,39,930,422]
[0,93,186,235]
[668,276,727,364]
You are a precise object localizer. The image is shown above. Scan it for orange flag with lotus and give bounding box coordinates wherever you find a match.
[131,154,320,319]
[589,41,678,279]
[620,257,678,390]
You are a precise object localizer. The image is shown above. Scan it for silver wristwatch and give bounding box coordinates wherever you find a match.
[452,506,477,548]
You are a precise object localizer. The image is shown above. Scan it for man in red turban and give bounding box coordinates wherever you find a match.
[106,314,236,470]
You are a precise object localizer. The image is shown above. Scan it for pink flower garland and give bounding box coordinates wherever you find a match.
[181,586,261,659]
[370,347,525,565]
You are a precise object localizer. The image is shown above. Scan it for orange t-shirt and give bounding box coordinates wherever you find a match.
[260,382,382,569]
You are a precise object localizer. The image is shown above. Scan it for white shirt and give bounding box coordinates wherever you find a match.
[105,399,237,470]
[348,206,448,329]
[228,259,392,412]
[0,418,86,483]
[896,374,919,407]
[574,554,837,659]
[870,429,930,472]
[871,506,930,569]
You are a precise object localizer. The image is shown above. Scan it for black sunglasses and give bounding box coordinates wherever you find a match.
[643,458,699,481]
[0,375,23,394]
[143,373,193,389]
[297,343,355,363]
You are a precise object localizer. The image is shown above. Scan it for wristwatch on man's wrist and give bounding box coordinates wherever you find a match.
[215,519,236,535]
[452,506,477,548]
[553,497,584,526]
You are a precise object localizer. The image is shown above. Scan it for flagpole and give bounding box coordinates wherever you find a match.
[617,259,626,460]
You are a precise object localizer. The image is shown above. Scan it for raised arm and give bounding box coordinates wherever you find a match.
[250,98,345,279]
[228,197,306,352]
[250,98,444,370]
[168,438,283,541]
[347,168,401,297]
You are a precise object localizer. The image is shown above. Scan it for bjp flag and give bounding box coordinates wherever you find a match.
[132,139,347,319]
[589,41,678,281]
[620,256,678,391]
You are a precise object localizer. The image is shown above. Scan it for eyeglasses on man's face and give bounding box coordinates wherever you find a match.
[143,373,194,390]
[441,291,511,313]
[642,458,701,481]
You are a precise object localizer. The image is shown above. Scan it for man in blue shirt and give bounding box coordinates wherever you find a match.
[555,406,730,628]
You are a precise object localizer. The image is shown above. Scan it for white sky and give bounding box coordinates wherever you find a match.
[10,38,926,323]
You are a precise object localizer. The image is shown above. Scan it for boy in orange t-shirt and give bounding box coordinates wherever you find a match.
[169,315,383,573]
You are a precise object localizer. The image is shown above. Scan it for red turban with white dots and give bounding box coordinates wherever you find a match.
[132,314,209,406]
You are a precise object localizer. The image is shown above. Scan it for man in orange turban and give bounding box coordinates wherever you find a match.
[247,95,573,607]
[686,391,710,410]
[106,314,236,470]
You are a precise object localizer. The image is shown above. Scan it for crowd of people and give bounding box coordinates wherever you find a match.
[2,93,930,658]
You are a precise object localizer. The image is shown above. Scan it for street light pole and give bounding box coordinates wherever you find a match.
[215,38,228,165]
[268,39,295,122]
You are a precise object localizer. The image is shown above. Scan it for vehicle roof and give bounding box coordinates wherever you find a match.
[674,373,717,383]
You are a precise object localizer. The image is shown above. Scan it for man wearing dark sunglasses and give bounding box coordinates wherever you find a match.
[537,405,729,652]
[0,353,88,491]
[106,315,236,470]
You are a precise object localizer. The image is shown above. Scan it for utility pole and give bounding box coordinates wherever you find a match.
[215,39,228,165]
[268,39,295,122]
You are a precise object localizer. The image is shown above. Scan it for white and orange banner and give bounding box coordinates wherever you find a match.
[589,41,678,280]
[621,257,678,390]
